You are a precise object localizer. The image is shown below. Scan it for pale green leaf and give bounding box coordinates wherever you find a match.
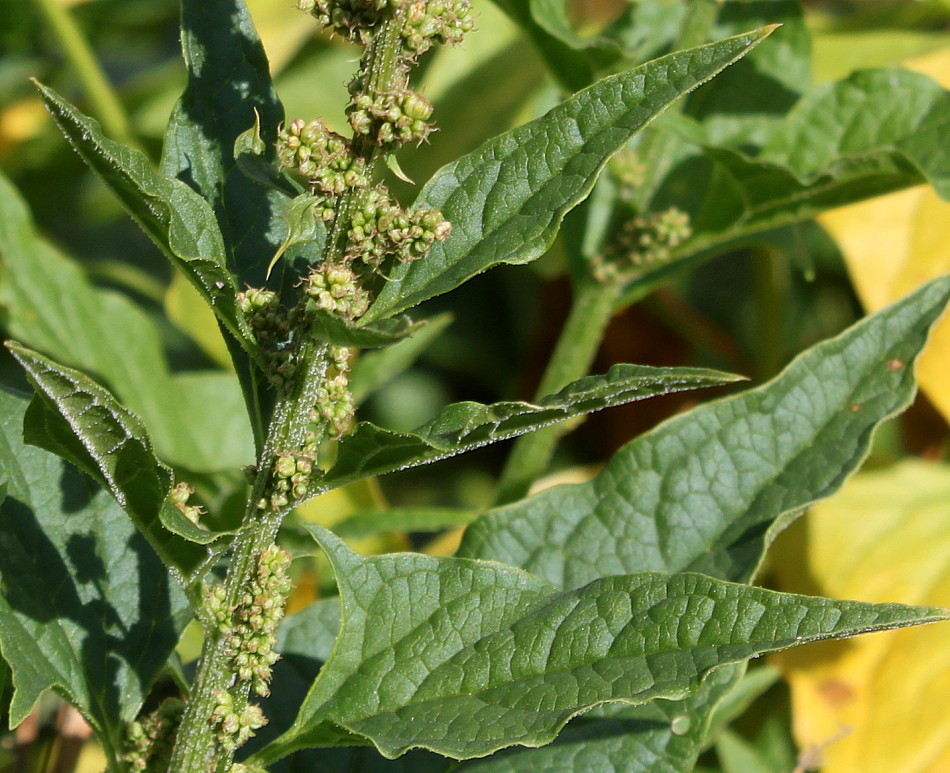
[323,364,739,490]
[0,169,254,471]
[362,28,775,322]
[255,527,943,762]
[0,388,190,756]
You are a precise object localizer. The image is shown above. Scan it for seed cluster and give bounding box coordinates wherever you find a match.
[206,546,293,698]
[348,89,434,146]
[209,691,267,753]
[122,699,185,772]
[238,287,295,385]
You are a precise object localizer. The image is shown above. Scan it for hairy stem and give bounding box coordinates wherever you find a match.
[169,342,329,773]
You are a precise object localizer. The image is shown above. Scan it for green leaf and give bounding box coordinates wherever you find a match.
[460,275,950,588]
[255,527,944,762]
[5,343,218,580]
[310,313,426,349]
[453,276,950,769]
[454,667,745,773]
[0,388,190,758]
[361,28,776,322]
[160,0,287,288]
[323,364,740,490]
[0,169,254,471]
[350,313,453,405]
[32,82,257,360]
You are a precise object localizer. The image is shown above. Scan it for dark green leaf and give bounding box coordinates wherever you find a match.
[33,82,257,361]
[6,344,218,580]
[324,364,739,490]
[460,276,950,588]
[362,28,775,322]
[160,0,287,288]
[255,527,944,762]
[0,388,190,758]
[455,277,950,769]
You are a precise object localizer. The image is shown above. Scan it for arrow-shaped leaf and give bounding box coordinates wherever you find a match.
[253,527,944,763]
[362,27,776,322]
[0,388,190,759]
[34,82,259,364]
[323,364,739,490]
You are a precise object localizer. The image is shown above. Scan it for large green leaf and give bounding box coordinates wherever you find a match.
[361,28,775,322]
[322,364,739,490]
[253,527,943,763]
[461,275,950,590]
[33,83,258,362]
[6,344,218,581]
[0,389,190,761]
[760,68,950,197]
[160,0,288,288]
[0,169,254,471]
[453,276,950,770]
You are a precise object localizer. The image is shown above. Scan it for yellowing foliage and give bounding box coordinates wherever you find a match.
[772,461,950,773]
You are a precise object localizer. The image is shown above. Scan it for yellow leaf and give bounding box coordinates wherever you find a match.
[819,48,950,422]
[771,461,950,773]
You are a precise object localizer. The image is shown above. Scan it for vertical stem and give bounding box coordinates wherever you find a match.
[494,277,622,504]
[169,342,329,773]
[31,0,138,149]
[752,246,788,381]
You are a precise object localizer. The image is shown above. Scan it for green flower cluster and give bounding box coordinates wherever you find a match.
[595,207,693,281]
[276,119,368,195]
[401,0,474,55]
[348,89,434,146]
[268,452,317,511]
[122,698,185,772]
[168,481,203,525]
[303,263,370,319]
[296,0,472,53]
[237,287,295,385]
[345,186,450,268]
[209,691,267,753]
[205,545,292,707]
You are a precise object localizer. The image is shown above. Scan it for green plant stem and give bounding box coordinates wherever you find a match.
[169,341,329,773]
[752,246,788,381]
[31,0,137,149]
[494,276,622,504]
[170,11,413,770]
